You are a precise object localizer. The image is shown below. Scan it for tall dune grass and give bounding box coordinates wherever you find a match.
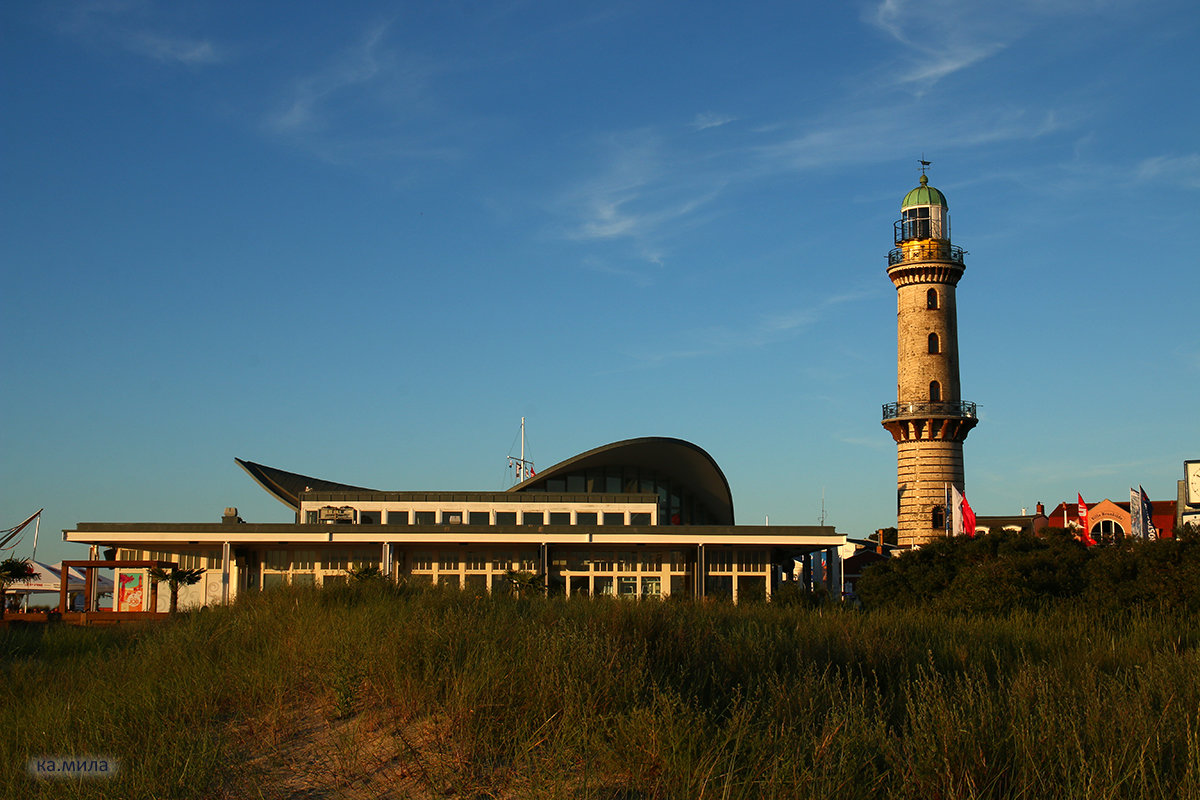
[3,584,1199,798]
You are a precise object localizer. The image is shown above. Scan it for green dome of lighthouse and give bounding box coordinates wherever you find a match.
[901,174,948,210]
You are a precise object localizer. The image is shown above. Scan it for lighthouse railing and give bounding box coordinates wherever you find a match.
[888,241,965,266]
[882,401,977,421]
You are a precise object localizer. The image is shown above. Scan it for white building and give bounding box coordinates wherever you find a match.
[64,437,845,608]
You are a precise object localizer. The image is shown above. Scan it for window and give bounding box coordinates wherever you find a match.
[305,511,319,524]
[352,548,380,568]
[359,511,379,525]
[927,288,939,310]
[576,512,597,526]
[707,550,732,571]
[630,512,651,526]
[522,512,544,525]
[495,511,516,525]
[440,553,458,570]
[929,381,941,402]
[602,512,625,526]
[549,512,570,525]
[468,511,490,525]
[902,206,932,239]
[1091,520,1125,543]
[737,550,765,571]
[388,510,409,525]
[932,506,945,530]
[928,333,940,354]
[415,511,436,525]
[443,512,463,524]
[465,552,487,570]
[412,552,433,571]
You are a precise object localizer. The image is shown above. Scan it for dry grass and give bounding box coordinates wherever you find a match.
[4,584,1200,799]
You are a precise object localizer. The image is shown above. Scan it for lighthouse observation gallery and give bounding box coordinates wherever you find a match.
[881,170,978,548]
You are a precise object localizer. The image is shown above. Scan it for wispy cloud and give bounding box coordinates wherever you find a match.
[867,0,1130,88]
[56,2,224,66]
[266,23,393,134]
[1136,153,1200,189]
[689,112,737,131]
[557,98,1068,268]
[627,286,879,367]
[869,0,1007,86]
[560,129,727,258]
[125,31,221,65]
[262,21,464,167]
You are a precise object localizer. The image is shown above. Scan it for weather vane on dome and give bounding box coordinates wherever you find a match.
[919,156,932,176]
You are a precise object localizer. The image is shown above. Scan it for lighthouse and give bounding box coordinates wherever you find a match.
[881,166,978,548]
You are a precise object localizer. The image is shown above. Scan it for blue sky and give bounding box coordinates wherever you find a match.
[3,0,1198,564]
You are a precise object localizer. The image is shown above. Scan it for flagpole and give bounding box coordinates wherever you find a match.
[31,513,40,562]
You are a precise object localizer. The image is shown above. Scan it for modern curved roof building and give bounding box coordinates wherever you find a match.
[65,436,844,607]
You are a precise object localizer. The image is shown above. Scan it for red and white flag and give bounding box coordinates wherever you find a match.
[961,493,976,538]
[1078,494,1096,546]
[951,486,976,537]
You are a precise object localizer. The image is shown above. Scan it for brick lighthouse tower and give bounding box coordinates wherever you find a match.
[881,166,978,548]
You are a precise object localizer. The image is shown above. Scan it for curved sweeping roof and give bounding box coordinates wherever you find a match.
[237,436,734,524]
[235,458,373,510]
[510,436,734,525]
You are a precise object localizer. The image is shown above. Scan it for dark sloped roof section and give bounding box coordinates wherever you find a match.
[236,458,375,510]
[509,437,735,525]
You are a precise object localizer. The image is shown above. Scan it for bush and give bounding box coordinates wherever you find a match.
[857,530,1199,615]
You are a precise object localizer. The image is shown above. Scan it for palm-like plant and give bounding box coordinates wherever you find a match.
[0,557,38,613]
[502,569,545,597]
[147,566,205,614]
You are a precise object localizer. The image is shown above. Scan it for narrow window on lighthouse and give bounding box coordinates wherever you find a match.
[928,333,940,354]
[927,288,938,310]
[929,381,941,402]
[931,506,945,530]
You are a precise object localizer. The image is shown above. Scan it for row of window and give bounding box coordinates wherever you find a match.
[530,467,717,525]
[264,548,381,572]
[307,508,654,526]
[121,549,222,570]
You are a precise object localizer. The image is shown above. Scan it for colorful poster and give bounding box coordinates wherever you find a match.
[117,572,143,612]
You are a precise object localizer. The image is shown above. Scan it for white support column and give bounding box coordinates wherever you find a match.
[221,541,232,604]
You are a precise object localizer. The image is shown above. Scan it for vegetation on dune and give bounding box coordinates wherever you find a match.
[3,575,1200,799]
[857,525,1200,615]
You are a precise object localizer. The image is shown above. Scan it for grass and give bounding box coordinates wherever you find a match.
[3,583,1200,798]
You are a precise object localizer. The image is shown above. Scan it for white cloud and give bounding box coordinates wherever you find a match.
[1136,154,1200,189]
[867,0,1134,88]
[261,22,464,168]
[55,2,224,66]
[127,31,221,65]
[266,23,392,134]
[625,286,880,367]
[689,112,737,131]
